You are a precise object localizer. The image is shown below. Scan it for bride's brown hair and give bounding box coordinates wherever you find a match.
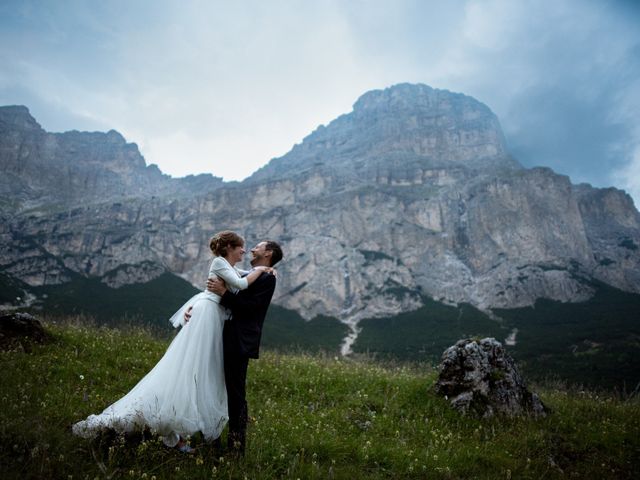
[209,230,244,257]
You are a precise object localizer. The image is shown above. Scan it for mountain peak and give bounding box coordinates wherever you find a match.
[354,83,467,110]
[352,83,496,125]
[248,83,519,183]
[0,105,43,132]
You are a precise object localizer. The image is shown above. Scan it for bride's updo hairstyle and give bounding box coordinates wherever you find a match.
[209,230,244,257]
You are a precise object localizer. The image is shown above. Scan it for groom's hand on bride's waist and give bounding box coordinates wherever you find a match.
[207,277,227,296]
[184,306,193,324]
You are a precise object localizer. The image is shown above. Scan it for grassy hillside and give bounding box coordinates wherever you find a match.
[354,298,505,362]
[1,319,639,479]
[7,272,348,349]
[494,282,640,390]
[3,271,639,390]
[0,272,30,304]
[353,285,640,391]
[261,305,349,354]
[29,273,349,353]
[32,272,201,327]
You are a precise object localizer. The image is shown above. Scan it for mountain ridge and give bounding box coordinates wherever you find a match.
[0,105,224,213]
[1,83,639,324]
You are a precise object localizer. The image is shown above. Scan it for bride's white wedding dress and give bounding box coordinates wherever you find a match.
[72,256,250,447]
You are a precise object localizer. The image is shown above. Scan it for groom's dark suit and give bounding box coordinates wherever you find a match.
[220,271,276,453]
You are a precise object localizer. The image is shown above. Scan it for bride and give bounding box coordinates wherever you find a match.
[72,230,273,451]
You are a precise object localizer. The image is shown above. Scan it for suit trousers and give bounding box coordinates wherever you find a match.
[224,349,249,453]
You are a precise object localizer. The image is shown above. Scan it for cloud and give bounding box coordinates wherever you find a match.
[612,147,640,209]
[425,0,640,197]
[2,0,388,180]
[1,0,639,205]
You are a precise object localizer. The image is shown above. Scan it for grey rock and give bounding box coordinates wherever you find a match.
[0,312,51,351]
[435,338,546,417]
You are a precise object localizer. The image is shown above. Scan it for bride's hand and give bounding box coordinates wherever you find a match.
[255,266,277,277]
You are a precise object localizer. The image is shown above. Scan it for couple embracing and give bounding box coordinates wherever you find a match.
[73,231,283,456]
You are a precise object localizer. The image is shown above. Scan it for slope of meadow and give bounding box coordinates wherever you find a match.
[1,318,638,479]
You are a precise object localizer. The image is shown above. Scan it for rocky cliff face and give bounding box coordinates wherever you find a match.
[0,105,223,212]
[2,84,639,323]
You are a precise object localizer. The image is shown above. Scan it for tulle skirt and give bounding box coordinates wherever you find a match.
[72,292,229,446]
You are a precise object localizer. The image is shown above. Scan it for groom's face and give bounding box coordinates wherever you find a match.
[249,242,271,267]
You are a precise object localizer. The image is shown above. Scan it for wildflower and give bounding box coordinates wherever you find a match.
[79,375,84,380]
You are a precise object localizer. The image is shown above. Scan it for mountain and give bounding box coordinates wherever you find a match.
[1,84,639,327]
[0,105,224,212]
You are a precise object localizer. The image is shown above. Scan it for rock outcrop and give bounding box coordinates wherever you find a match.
[435,338,546,417]
[1,84,639,323]
[0,312,51,351]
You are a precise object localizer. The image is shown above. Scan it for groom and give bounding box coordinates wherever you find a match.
[207,240,282,455]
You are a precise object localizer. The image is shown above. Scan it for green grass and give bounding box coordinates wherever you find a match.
[0,272,28,304]
[16,273,347,355]
[5,269,640,391]
[354,298,506,362]
[31,272,200,327]
[494,282,640,390]
[354,286,640,391]
[261,306,349,354]
[1,318,639,479]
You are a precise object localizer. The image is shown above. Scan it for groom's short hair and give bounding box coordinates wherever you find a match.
[264,241,283,267]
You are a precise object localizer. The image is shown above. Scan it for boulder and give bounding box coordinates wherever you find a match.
[435,337,546,418]
[0,312,51,351]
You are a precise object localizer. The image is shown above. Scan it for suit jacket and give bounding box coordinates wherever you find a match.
[221,272,276,359]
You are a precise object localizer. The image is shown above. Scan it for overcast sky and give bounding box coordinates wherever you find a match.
[1,0,639,204]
